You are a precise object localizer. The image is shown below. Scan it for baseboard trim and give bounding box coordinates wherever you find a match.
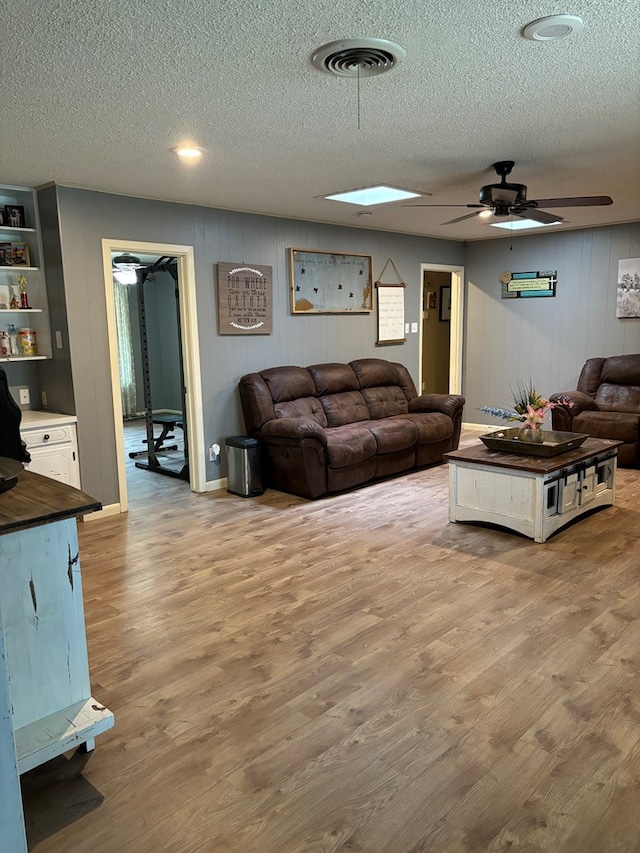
[204,477,227,493]
[81,503,122,521]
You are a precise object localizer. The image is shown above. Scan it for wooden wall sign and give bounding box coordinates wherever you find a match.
[217,262,272,335]
[501,270,557,299]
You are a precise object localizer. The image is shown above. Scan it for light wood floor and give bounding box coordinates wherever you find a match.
[20,431,640,852]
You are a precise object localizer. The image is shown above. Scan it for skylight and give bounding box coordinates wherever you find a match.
[324,185,422,206]
[489,219,562,231]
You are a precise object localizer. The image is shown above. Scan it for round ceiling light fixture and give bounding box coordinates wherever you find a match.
[522,14,583,41]
[311,38,405,77]
[171,145,204,159]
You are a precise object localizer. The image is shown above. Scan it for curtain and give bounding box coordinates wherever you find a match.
[114,280,139,418]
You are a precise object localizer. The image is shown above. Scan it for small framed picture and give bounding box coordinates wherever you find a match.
[439,285,451,321]
[0,209,4,226]
[427,290,437,310]
[4,205,25,228]
[0,242,12,266]
[10,242,30,266]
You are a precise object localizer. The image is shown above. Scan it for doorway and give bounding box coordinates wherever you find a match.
[102,239,205,513]
[419,263,464,395]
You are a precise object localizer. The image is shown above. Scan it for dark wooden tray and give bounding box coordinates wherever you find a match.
[480,428,590,457]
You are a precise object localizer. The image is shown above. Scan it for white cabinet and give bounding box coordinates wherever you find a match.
[0,184,51,362]
[20,411,81,489]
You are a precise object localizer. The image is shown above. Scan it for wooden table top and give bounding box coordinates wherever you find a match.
[445,437,622,475]
[0,470,101,535]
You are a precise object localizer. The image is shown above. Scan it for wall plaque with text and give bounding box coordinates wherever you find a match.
[217,262,273,335]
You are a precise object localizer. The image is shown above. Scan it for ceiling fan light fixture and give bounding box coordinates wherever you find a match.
[522,15,583,41]
[490,219,562,231]
[112,253,141,268]
[113,268,138,284]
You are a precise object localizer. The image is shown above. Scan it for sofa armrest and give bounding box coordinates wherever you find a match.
[409,393,466,419]
[260,417,327,445]
[549,390,598,431]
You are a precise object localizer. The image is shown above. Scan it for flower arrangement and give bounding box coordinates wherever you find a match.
[480,381,573,429]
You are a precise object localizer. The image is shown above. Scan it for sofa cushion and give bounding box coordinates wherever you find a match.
[367,418,417,453]
[307,362,359,395]
[261,365,316,402]
[396,412,454,444]
[600,354,640,385]
[273,396,328,427]
[573,410,640,443]
[361,386,410,419]
[594,383,640,414]
[321,391,370,427]
[324,424,377,468]
[350,357,400,388]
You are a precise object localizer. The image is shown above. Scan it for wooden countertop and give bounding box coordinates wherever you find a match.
[0,470,101,535]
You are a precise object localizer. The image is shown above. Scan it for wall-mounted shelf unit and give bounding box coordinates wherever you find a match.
[0,185,52,360]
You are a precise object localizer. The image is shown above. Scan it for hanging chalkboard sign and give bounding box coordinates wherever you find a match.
[375,258,406,345]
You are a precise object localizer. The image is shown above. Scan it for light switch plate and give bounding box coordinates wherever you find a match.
[411,322,418,333]
[405,323,410,334]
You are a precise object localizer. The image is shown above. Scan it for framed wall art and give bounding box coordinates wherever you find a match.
[216,262,273,334]
[4,205,25,228]
[439,285,451,321]
[617,258,640,319]
[289,248,373,314]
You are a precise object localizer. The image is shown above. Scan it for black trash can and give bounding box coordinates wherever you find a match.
[225,436,264,497]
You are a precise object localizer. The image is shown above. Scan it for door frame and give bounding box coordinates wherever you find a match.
[101,238,205,512]
[419,263,464,395]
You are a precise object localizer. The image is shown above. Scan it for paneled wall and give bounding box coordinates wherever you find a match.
[42,186,464,506]
[464,223,640,424]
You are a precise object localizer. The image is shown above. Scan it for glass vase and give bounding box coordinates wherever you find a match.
[517,424,545,444]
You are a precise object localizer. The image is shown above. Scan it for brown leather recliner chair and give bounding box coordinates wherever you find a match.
[550,354,640,466]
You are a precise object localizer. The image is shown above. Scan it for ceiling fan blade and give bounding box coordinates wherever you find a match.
[513,208,563,224]
[441,211,484,225]
[529,195,613,208]
[402,203,484,209]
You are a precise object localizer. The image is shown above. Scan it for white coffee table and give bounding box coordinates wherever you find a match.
[445,437,622,543]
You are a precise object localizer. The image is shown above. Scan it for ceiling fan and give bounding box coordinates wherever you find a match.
[404,161,613,225]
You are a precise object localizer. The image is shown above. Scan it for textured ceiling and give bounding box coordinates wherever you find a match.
[2,0,639,241]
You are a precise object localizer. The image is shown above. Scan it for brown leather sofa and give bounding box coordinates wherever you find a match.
[239,358,465,498]
[550,354,640,466]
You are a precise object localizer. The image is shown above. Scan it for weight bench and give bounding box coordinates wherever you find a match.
[128,415,184,459]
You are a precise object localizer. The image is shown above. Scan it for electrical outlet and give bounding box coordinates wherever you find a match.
[209,443,221,463]
[19,388,30,405]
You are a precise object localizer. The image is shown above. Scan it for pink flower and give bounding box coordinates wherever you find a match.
[524,404,546,426]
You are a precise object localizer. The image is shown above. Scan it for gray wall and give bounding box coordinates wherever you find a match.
[145,270,183,413]
[464,223,640,423]
[45,185,464,505]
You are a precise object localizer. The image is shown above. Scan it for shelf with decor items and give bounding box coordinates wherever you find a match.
[0,185,52,361]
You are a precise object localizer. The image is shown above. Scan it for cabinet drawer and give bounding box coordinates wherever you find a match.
[21,425,74,448]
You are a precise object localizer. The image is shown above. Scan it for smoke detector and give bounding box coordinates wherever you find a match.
[311,39,405,77]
